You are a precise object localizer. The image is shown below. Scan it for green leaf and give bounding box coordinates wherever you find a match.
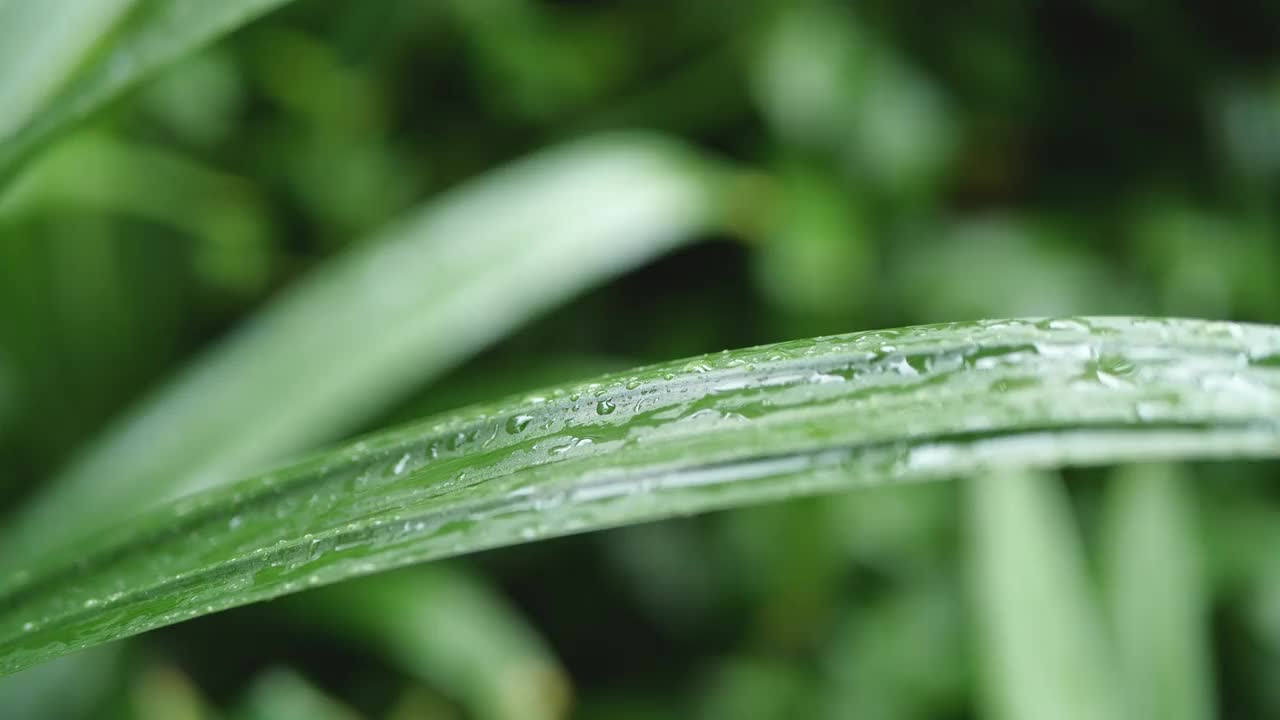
[237,668,359,720]
[0,645,124,720]
[2,317,1279,675]
[1101,464,1216,720]
[0,133,722,571]
[969,469,1123,720]
[0,0,294,186]
[0,0,136,141]
[269,567,569,720]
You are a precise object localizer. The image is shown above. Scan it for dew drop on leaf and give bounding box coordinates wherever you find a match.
[392,453,411,475]
[506,414,534,434]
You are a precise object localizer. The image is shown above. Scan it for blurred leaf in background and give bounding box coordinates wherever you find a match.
[1101,464,1216,720]
[969,470,1123,720]
[0,0,136,140]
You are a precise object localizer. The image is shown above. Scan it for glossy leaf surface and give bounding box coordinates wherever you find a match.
[2,317,1279,675]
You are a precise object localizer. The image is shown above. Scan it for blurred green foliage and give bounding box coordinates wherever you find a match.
[1,0,1279,718]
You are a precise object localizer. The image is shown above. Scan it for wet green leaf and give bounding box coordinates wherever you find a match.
[0,133,721,571]
[2,317,1279,675]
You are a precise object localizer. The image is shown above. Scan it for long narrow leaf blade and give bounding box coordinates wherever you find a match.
[0,133,721,570]
[1,317,1279,675]
[0,0,136,140]
[0,0,293,186]
[239,668,360,720]
[270,567,570,720]
[1102,464,1216,720]
[969,469,1123,720]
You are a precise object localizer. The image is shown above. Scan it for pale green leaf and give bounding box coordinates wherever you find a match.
[969,469,1122,720]
[0,0,136,140]
[270,567,569,720]
[238,668,360,720]
[0,0,294,185]
[1101,464,1216,720]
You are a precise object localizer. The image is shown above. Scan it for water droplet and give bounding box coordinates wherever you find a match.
[625,378,642,390]
[596,399,617,415]
[22,622,34,632]
[1042,318,1092,333]
[308,538,329,561]
[393,453,411,475]
[506,414,534,434]
[83,598,100,609]
[549,437,582,455]
[808,370,847,384]
[228,515,243,530]
[1085,353,1136,388]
